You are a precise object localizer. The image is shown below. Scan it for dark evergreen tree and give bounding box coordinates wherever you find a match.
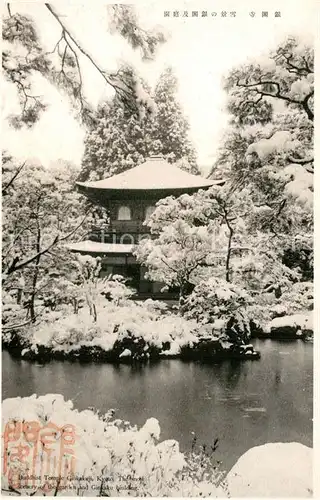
[79,76,155,181]
[151,67,199,174]
[79,67,199,181]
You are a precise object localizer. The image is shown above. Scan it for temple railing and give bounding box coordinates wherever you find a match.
[87,229,151,245]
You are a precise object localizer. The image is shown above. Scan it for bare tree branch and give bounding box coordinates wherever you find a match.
[2,161,26,195]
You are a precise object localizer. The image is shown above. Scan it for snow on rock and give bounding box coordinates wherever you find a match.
[160,340,181,356]
[266,312,313,338]
[119,348,132,358]
[226,442,312,497]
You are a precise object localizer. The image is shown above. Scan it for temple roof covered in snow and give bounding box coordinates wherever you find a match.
[77,155,223,201]
[66,241,133,254]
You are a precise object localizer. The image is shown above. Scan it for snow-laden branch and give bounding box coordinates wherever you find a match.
[45,4,136,112]
[3,209,91,278]
[235,79,314,121]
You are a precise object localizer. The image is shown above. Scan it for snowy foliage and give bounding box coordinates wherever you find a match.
[183,278,253,344]
[3,6,166,127]
[136,170,313,333]
[279,281,313,313]
[135,184,255,300]
[2,154,93,324]
[2,13,51,127]
[2,394,226,496]
[107,5,166,61]
[135,220,215,297]
[73,255,134,320]
[224,35,314,125]
[24,299,199,357]
[152,67,199,174]
[183,278,250,325]
[2,291,27,332]
[211,35,313,288]
[80,67,199,181]
[80,91,155,180]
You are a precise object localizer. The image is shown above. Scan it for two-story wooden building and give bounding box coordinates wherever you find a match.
[67,155,223,298]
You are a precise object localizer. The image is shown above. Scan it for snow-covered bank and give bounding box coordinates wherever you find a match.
[251,311,313,340]
[266,312,313,339]
[2,299,260,363]
[2,300,197,362]
[2,395,312,497]
[226,442,312,497]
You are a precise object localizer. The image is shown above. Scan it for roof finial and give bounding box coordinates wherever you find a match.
[148,140,163,157]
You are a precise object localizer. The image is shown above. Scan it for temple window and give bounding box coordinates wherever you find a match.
[145,205,155,221]
[118,206,131,220]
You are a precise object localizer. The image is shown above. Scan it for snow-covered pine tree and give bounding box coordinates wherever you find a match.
[79,71,156,181]
[210,36,313,279]
[79,66,199,181]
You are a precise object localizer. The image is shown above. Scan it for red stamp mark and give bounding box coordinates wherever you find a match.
[3,420,76,492]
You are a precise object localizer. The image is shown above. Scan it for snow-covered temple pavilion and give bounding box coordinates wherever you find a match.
[68,155,224,298]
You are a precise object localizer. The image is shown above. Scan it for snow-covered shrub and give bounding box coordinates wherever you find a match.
[183,278,252,345]
[26,300,199,357]
[184,277,250,324]
[279,281,313,314]
[2,291,27,328]
[2,394,226,497]
[73,256,135,320]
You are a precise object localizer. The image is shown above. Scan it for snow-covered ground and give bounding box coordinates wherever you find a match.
[5,296,261,361]
[14,300,199,359]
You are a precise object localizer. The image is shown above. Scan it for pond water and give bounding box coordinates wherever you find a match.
[2,339,313,472]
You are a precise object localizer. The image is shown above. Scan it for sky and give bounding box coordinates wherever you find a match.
[2,0,316,174]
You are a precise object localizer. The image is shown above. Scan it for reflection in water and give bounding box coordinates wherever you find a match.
[225,359,245,390]
[274,369,282,387]
[2,339,313,471]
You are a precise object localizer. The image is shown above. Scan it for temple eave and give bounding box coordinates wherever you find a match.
[66,241,134,255]
[76,184,224,202]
